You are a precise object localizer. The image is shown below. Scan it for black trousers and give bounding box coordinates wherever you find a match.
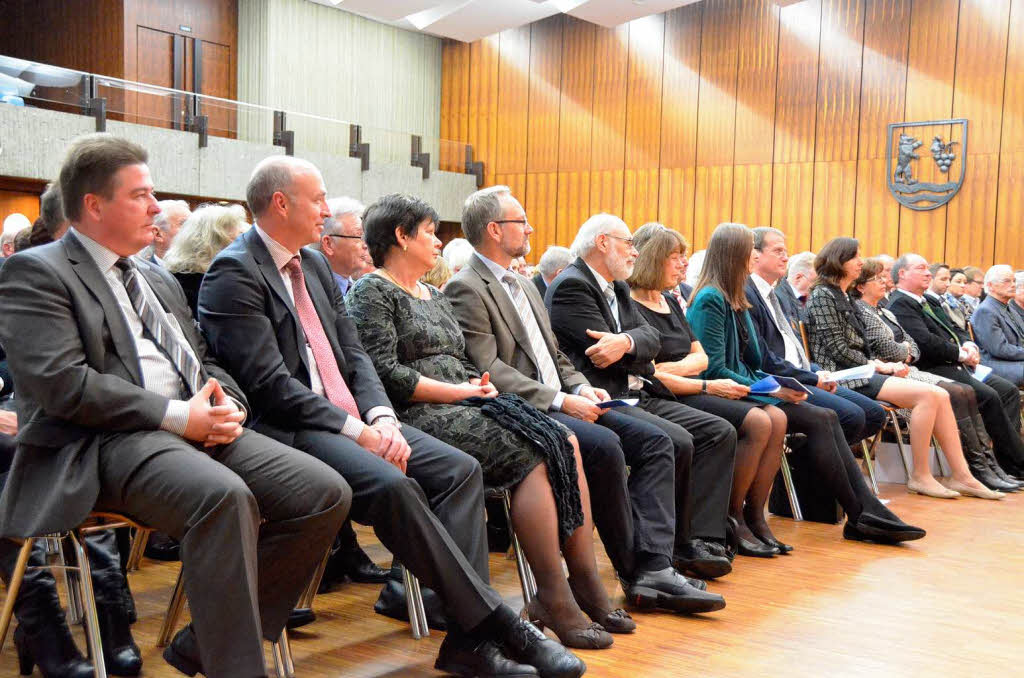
[292,425,503,633]
[617,393,737,547]
[926,366,1024,470]
[549,409,676,580]
[775,401,885,521]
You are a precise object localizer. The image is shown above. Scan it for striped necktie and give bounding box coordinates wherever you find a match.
[115,258,202,397]
[502,272,561,390]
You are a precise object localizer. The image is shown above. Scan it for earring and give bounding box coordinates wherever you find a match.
[403,244,408,251]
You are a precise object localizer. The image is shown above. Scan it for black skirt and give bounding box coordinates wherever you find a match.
[851,373,890,400]
[678,394,765,430]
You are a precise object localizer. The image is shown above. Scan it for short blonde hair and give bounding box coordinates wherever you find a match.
[627,222,688,291]
[164,204,246,274]
[422,255,452,289]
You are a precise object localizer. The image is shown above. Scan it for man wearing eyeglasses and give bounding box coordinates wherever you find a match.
[971,265,1024,387]
[316,197,372,297]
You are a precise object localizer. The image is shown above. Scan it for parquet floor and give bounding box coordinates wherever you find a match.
[3,483,1021,677]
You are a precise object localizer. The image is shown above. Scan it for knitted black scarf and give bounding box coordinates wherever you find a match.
[461,393,583,542]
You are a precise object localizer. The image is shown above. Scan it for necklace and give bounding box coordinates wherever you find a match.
[378,267,422,298]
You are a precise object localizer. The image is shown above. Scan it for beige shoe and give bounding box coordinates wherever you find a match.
[945,479,1004,500]
[907,478,960,499]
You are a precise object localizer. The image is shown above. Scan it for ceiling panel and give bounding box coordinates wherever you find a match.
[567,0,703,28]
[422,1,561,42]
[308,0,442,22]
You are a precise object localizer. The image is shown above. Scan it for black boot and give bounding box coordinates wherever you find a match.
[13,623,94,678]
[96,601,142,676]
[972,412,1024,489]
[956,416,1017,491]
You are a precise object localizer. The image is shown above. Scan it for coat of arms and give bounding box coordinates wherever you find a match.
[886,118,968,211]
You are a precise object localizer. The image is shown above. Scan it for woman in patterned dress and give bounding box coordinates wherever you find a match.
[347,194,632,650]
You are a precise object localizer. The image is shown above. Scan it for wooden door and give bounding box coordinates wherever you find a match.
[196,40,235,138]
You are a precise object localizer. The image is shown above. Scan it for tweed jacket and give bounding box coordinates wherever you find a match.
[855,299,920,364]
[804,283,874,389]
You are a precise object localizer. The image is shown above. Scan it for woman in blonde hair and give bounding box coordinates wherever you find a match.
[164,203,248,315]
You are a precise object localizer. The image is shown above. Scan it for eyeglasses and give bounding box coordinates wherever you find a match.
[494,219,530,228]
[327,234,363,240]
[605,234,635,246]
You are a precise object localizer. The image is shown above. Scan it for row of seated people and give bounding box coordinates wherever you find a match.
[0,132,1019,678]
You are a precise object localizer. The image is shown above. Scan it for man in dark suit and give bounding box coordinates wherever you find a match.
[747,227,885,444]
[545,214,737,581]
[777,249,816,325]
[971,265,1024,386]
[888,253,1024,477]
[533,245,571,299]
[0,134,350,678]
[447,187,723,612]
[199,156,582,678]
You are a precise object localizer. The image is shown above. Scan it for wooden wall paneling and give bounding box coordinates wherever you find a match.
[589,25,630,219]
[525,16,564,262]
[658,2,704,245]
[134,27,178,128]
[853,0,911,257]
[468,35,501,187]
[440,40,471,171]
[622,14,666,229]
[555,18,597,242]
[944,0,1012,268]
[693,0,742,247]
[896,0,959,262]
[993,0,1024,268]
[771,0,823,252]
[199,40,235,137]
[0,191,41,226]
[810,0,865,250]
[494,26,532,202]
[730,0,781,230]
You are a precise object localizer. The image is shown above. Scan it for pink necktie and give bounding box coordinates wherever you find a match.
[285,257,360,418]
[671,287,687,312]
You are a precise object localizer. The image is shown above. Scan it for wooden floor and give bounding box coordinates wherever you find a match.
[5,483,1022,677]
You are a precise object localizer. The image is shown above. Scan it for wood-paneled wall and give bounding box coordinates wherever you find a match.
[441,0,1024,267]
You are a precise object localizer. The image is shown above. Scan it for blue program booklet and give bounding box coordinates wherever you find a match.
[748,376,781,394]
[596,398,640,409]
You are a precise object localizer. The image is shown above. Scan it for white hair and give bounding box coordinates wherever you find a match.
[443,238,475,272]
[787,251,816,281]
[984,264,1015,289]
[154,200,190,232]
[1015,271,1024,290]
[685,249,706,287]
[537,246,572,279]
[1,213,32,248]
[570,213,627,259]
[324,196,365,235]
[875,253,895,265]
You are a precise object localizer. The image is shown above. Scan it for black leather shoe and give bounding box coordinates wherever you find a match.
[142,533,181,562]
[500,617,586,678]
[985,456,1023,491]
[736,537,778,558]
[435,634,538,677]
[97,603,141,676]
[162,624,202,677]
[843,514,926,545]
[620,568,725,614]
[755,535,794,554]
[13,623,94,678]
[339,545,389,583]
[673,540,733,579]
[286,607,316,629]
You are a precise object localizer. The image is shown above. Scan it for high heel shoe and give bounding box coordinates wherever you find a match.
[96,601,142,676]
[567,576,636,633]
[944,479,1004,500]
[525,598,614,649]
[13,624,94,678]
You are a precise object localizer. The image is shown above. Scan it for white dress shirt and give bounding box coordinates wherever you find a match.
[255,225,393,440]
[74,228,197,434]
[751,273,804,367]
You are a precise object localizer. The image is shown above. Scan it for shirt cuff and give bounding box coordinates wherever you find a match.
[624,333,635,355]
[964,341,979,352]
[340,414,367,441]
[160,400,190,437]
[366,406,396,425]
[958,347,971,362]
[550,391,566,411]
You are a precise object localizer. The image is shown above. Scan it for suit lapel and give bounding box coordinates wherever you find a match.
[573,259,617,331]
[63,233,144,385]
[247,229,311,375]
[470,255,539,370]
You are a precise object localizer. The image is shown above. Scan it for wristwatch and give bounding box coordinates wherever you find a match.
[701,380,708,394]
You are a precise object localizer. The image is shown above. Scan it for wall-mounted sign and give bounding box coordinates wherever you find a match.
[886,118,967,211]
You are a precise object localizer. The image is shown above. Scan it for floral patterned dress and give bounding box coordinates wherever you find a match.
[347,273,570,492]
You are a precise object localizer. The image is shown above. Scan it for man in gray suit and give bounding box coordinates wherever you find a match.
[972,265,1024,386]
[0,134,350,678]
[446,186,724,614]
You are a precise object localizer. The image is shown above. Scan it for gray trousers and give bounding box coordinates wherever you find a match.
[96,430,350,678]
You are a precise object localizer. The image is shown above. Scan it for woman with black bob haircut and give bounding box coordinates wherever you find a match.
[348,194,632,650]
[805,238,1001,500]
[687,223,926,543]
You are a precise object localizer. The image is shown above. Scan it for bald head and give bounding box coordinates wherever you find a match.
[894,253,931,295]
[246,155,328,253]
[246,156,322,218]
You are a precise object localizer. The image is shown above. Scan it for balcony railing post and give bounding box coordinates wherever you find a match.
[410,135,430,180]
[349,125,369,171]
[273,110,294,156]
[464,144,484,188]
